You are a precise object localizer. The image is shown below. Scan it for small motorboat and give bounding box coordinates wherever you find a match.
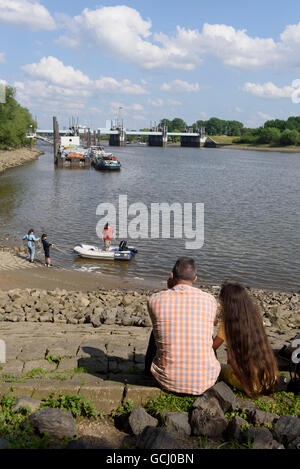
[93,154,121,171]
[74,241,137,261]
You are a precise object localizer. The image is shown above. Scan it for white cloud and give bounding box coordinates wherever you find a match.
[167,99,182,106]
[0,51,5,63]
[55,5,300,71]
[55,5,199,70]
[235,106,243,113]
[148,98,164,107]
[257,111,275,121]
[0,0,55,31]
[161,80,201,92]
[242,81,294,99]
[22,56,147,95]
[95,77,147,95]
[23,56,91,87]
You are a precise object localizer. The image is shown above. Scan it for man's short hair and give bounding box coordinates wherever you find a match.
[172,257,197,281]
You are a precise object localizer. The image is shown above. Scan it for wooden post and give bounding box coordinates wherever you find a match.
[97,129,101,146]
[87,128,91,148]
[53,116,59,162]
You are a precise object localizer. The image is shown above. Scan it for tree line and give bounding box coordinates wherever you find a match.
[233,116,300,146]
[0,85,36,149]
[157,116,300,146]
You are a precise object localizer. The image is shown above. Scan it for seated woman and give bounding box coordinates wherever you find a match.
[213,282,279,397]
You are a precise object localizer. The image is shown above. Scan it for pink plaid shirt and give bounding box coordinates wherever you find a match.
[148,284,220,395]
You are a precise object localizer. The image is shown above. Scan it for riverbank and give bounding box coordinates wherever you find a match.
[0,147,43,173]
[217,143,300,153]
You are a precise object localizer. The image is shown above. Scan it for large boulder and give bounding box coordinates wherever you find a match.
[209,381,238,412]
[25,408,77,439]
[136,426,182,449]
[160,412,191,439]
[244,427,280,449]
[128,408,158,436]
[273,415,300,445]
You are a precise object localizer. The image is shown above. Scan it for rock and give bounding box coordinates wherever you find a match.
[77,296,90,308]
[192,393,225,418]
[225,416,249,441]
[250,409,279,426]
[160,412,191,438]
[273,415,300,445]
[103,309,117,325]
[287,436,300,450]
[209,381,238,412]
[128,408,158,436]
[136,426,182,449]
[244,427,276,449]
[190,407,228,438]
[122,295,134,307]
[65,439,88,449]
[12,396,41,413]
[236,397,257,415]
[90,314,102,328]
[26,408,77,439]
[0,438,10,449]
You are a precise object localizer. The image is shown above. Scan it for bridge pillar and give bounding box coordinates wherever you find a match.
[109,128,126,146]
[180,135,201,147]
[148,125,168,147]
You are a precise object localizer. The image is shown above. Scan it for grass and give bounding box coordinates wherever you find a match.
[45,355,62,366]
[210,135,236,144]
[0,366,93,383]
[40,393,101,419]
[0,392,103,449]
[144,392,197,416]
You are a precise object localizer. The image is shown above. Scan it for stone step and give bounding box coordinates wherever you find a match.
[0,374,161,413]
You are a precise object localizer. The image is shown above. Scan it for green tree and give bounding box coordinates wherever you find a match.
[280,129,300,145]
[257,127,281,144]
[0,85,36,148]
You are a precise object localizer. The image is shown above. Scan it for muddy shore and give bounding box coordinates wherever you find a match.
[0,147,43,173]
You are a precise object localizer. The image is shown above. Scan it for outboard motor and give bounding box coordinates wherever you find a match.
[119,240,128,251]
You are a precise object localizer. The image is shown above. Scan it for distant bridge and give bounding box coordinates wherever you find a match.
[36,120,217,148]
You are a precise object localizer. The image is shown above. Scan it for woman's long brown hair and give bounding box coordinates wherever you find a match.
[219,282,279,397]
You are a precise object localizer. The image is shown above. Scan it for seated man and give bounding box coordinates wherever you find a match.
[146,257,220,395]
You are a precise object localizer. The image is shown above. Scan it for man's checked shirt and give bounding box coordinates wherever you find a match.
[148,284,220,395]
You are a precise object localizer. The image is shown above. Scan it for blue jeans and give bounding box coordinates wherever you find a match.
[28,246,35,261]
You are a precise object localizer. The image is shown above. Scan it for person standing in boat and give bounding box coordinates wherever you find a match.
[102,223,114,251]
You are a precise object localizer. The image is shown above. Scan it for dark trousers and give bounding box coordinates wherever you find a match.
[145,330,157,375]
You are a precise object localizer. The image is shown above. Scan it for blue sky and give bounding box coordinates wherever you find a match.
[1,0,300,129]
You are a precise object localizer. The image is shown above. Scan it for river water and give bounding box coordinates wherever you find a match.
[0,142,299,291]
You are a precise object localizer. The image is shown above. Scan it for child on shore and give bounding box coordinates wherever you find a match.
[41,234,53,267]
[23,229,40,263]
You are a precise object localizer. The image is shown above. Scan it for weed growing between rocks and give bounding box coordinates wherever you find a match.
[144,392,197,416]
[0,393,103,449]
[40,393,101,419]
[234,390,300,417]
[0,395,51,449]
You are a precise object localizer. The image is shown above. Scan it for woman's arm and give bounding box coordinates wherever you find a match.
[213,335,224,350]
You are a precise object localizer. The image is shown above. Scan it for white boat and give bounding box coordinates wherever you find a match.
[74,242,137,261]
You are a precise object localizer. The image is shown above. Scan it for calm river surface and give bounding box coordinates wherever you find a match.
[0,142,299,291]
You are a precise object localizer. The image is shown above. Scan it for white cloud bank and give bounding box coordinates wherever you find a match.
[54,5,300,71]
[0,0,55,31]
[22,56,147,95]
[0,51,5,63]
[242,82,294,99]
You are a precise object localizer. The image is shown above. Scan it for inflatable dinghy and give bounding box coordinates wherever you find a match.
[74,241,137,261]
